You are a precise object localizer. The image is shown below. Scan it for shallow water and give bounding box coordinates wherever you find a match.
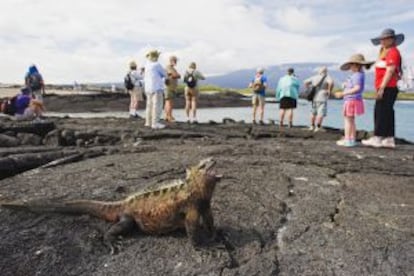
[46,99,414,142]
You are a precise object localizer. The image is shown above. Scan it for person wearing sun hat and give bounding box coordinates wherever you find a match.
[144,49,167,129]
[336,54,374,147]
[362,28,404,148]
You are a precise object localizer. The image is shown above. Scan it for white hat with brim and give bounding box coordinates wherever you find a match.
[340,54,375,71]
[371,28,404,46]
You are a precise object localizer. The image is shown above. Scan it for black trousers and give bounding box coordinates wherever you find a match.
[374,87,398,137]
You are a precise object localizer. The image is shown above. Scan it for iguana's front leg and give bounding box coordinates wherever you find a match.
[201,207,216,241]
[104,214,137,254]
[185,206,202,246]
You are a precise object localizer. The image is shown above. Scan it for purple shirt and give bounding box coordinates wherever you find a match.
[15,94,31,114]
[344,71,364,101]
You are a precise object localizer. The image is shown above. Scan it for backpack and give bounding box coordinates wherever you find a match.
[252,76,264,93]
[28,73,43,91]
[124,72,134,90]
[1,96,17,115]
[185,71,197,88]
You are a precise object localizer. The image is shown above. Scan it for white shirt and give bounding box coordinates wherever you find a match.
[144,61,166,93]
[129,70,144,88]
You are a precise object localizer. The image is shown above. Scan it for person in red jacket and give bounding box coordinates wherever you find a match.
[362,28,404,149]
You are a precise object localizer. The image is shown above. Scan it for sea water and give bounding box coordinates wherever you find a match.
[46,99,414,142]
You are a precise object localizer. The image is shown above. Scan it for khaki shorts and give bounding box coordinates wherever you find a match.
[185,87,198,100]
[252,94,265,106]
[129,87,144,101]
[311,101,327,117]
[165,88,177,100]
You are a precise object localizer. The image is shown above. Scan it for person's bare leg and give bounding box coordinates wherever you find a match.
[259,102,265,122]
[288,109,293,127]
[279,109,285,127]
[191,98,197,122]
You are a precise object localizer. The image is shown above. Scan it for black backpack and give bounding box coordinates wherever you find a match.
[1,96,17,115]
[185,72,197,88]
[29,73,43,91]
[124,72,134,90]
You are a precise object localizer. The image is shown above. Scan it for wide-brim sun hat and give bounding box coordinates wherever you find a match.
[340,54,375,71]
[371,28,404,46]
[146,49,161,60]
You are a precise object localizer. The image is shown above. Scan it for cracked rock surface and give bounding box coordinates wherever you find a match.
[0,117,413,276]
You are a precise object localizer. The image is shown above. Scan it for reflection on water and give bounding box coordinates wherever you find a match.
[46,99,413,142]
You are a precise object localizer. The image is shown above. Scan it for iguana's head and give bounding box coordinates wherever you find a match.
[186,158,222,197]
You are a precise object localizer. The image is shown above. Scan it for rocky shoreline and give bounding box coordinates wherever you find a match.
[0,114,413,275]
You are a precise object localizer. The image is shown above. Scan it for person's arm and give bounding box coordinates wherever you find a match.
[327,78,334,97]
[197,71,206,80]
[377,65,396,99]
[170,67,181,79]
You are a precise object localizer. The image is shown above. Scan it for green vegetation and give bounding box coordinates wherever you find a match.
[363,91,414,100]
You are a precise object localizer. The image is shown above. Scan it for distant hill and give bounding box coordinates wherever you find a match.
[205,62,375,91]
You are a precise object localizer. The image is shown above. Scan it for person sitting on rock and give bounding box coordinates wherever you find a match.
[14,87,44,121]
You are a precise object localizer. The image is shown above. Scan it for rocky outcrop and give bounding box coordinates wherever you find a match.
[0,116,413,276]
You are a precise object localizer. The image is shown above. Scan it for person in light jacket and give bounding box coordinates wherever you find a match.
[144,50,167,129]
[276,68,300,128]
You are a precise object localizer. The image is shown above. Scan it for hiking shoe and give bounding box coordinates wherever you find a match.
[151,123,165,129]
[259,120,265,125]
[308,126,315,131]
[336,139,356,147]
[362,136,382,148]
[192,120,198,124]
[252,120,257,125]
[381,137,396,149]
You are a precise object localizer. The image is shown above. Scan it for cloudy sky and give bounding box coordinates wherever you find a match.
[1,0,413,84]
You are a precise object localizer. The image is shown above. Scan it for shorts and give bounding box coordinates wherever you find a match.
[343,99,364,117]
[311,101,327,117]
[279,97,297,109]
[185,87,198,100]
[129,87,144,101]
[15,108,35,120]
[164,88,177,100]
[252,94,265,106]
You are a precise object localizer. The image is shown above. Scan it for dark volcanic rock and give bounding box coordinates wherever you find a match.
[0,133,20,147]
[0,117,413,276]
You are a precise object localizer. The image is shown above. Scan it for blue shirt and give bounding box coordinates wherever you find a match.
[251,74,267,96]
[144,61,166,93]
[15,94,31,114]
[276,75,300,100]
[344,71,364,101]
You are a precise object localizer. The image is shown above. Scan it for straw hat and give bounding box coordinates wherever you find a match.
[146,49,161,61]
[371,28,404,46]
[340,54,374,71]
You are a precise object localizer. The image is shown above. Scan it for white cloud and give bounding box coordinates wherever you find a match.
[0,0,413,83]
[273,7,317,33]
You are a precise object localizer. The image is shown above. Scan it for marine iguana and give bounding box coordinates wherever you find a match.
[1,158,221,253]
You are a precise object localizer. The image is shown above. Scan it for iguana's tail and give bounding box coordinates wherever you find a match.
[1,199,124,222]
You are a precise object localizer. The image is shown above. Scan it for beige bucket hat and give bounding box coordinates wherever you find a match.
[340,54,374,71]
